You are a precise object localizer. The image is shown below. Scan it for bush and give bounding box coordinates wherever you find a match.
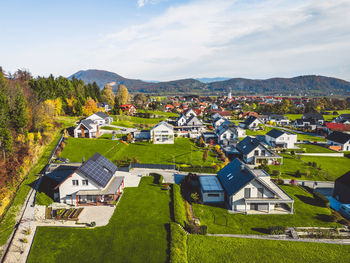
[89,221,96,227]
[151,173,163,185]
[268,226,285,235]
[184,222,207,235]
[272,170,280,177]
[170,222,188,263]
[313,191,330,207]
[172,184,187,228]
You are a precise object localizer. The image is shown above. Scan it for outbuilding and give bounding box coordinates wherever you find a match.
[199,176,225,203]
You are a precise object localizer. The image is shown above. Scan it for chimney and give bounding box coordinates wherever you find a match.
[240,164,245,172]
[82,157,85,164]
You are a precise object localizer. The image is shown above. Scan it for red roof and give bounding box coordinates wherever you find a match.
[120,104,135,110]
[166,104,174,109]
[325,122,347,131]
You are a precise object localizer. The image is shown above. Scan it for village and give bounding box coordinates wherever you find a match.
[3,92,350,263]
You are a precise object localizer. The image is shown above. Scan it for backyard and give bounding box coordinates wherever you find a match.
[60,137,218,167]
[188,235,350,263]
[28,177,171,263]
[192,185,338,234]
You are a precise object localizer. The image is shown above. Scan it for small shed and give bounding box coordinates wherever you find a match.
[199,176,224,203]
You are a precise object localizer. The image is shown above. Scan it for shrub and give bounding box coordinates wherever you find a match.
[190,192,200,203]
[22,238,28,243]
[170,222,188,263]
[272,170,280,177]
[89,221,96,227]
[172,184,187,227]
[294,170,301,178]
[313,191,330,207]
[268,226,285,235]
[151,173,163,185]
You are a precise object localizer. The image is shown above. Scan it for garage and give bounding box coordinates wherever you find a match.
[250,203,268,211]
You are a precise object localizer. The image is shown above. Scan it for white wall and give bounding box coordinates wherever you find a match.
[201,190,225,203]
[151,123,174,144]
[59,171,100,205]
[245,144,273,164]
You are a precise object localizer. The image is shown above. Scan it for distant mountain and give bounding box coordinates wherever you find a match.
[195,77,230,83]
[69,69,350,96]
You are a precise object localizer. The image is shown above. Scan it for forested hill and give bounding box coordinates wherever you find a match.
[69,69,350,96]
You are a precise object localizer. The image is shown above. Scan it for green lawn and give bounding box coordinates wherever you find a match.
[245,126,274,136]
[28,177,171,263]
[269,153,348,181]
[296,133,327,142]
[111,115,167,128]
[137,109,179,118]
[188,235,350,263]
[60,137,218,166]
[0,132,62,248]
[193,185,337,235]
[294,144,335,153]
[284,114,303,121]
[100,126,120,131]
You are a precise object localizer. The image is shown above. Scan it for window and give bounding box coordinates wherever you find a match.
[244,188,251,198]
[208,193,220,197]
[254,150,259,156]
[72,180,79,186]
[82,180,88,186]
[261,150,266,156]
[257,188,264,198]
[230,133,234,139]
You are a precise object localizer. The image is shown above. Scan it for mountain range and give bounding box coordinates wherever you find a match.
[69,69,350,96]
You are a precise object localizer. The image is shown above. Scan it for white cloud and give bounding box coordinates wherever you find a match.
[137,0,164,8]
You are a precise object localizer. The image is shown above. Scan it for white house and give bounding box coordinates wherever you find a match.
[236,136,283,165]
[264,114,290,125]
[151,121,174,144]
[54,153,124,206]
[213,117,226,129]
[217,158,294,214]
[174,114,205,138]
[199,176,225,203]
[74,119,100,138]
[86,111,113,126]
[326,131,350,151]
[184,108,197,118]
[265,129,297,149]
[239,116,263,130]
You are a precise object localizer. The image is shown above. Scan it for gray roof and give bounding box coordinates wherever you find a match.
[76,176,124,195]
[266,129,285,139]
[217,159,255,196]
[80,119,95,130]
[78,153,118,188]
[236,136,261,155]
[94,111,110,119]
[243,116,260,126]
[326,131,350,144]
[199,176,224,192]
[302,112,324,120]
[152,121,173,130]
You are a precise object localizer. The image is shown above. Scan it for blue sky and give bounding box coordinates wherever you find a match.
[0,0,350,81]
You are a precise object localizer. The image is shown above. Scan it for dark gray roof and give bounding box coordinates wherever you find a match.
[78,153,118,187]
[236,136,260,155]
[94,111,110,119]
[295,118,316,125]
[335,172,350,187]
[326,131,350,144]
[80,119,95,130]
[199,176,224,192]
[266,129,285,138]
[243,116,260,126]
[217,159,255,196]
[302,112,324,120]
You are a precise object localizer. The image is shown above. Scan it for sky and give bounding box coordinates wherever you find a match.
[0,0,350,81]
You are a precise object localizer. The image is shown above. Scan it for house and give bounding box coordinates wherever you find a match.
[264,114,289,125]
[213,117,226,129]
[265,129,297,149]
[184,108,197,118]
[217,158,294,214]
[165,104,174,111]
[199,176,225,203]
[302,113,324,125]
[217,126,238,146]
[326,131,350,151]
[201,132,218,144]
[211,110,231,119]
[334,114,350,124]
[119,104,137,115]
[86,111,113,126]
[294,119,317,130]
[333,172,350,203]
[211,103,219,110]
[74,119,100,138]
[211,113,222,121]
[150,121,174,144]
[174,114,205,138]
[238,111,259,119]
[239,116,263,130]
[216,120,246,138]
[97,103,112,112]
[236,136,283,165]
[53,153,124,206]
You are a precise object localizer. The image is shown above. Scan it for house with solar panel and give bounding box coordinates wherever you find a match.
[199,176,225,203]
[265,129,297,149]
[217,158,294,214]
[54,153,124,206]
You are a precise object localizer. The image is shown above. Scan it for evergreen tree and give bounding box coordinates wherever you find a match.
[11,88,28,133]
[0,127,13,159]
[112,97,120,115]
[75,99,83,116]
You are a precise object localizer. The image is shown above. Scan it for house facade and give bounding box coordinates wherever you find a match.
[54,153,124,206]
[239,116,263,130]
[74,119,100,138]
[86,111,113,126]
[333,172,350,203]
[151,121,174,144]
[265,129,297,149]
[326,131,350,151]
[199,176,225,203]
[217,159,294,214]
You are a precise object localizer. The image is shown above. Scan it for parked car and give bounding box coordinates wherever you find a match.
[339,204,350,220]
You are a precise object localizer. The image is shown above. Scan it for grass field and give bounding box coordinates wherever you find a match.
[137,109,179,118]
[193,185,337,234]
[111,115,168,128]
[296,133,327,142]
[28,177,171,263]
[245,126,274,136]
[100,126,120,131]
[294,144,335,153]
[60,137,218,166]
[188,235,350,263]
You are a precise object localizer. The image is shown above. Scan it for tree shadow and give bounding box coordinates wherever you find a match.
[295,194,323,207]
[164,223,171,263]
[314,213,334,222]
[251,227,269,234]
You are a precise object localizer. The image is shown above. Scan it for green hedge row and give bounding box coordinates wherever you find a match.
[172,184,187,228]
[170,222,188,263]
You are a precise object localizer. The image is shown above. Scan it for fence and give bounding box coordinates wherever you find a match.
[129,163,177,170]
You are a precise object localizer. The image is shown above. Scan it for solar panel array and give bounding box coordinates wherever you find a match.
[80,159,113,187]
[96,155,118,174]
[199,176,223,192]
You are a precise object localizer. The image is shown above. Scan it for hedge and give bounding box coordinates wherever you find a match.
[172,184,187,228]
[170,222,188,263]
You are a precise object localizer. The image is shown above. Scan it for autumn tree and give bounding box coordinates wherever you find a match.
[101,85,115,108]
[116,84,129,105]
[83,97,98,116]
[133,93,147,108]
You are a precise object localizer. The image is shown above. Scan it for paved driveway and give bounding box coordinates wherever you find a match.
[78,206,115,226]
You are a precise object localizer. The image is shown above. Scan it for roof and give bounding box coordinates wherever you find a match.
[335,172,350,187]
[236,136,261,155]
[325,122,345,131]
[199,176,224,192]
[326,131,350,144]
[266,129,294,138]
[303,112,324,120]
[80,119,96,130]
[76,176,124,195]
[243,116,261,126]
[94,111,110,119]
[151,121,173,130]
[217,159,255,196]
[78,153,118,188]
